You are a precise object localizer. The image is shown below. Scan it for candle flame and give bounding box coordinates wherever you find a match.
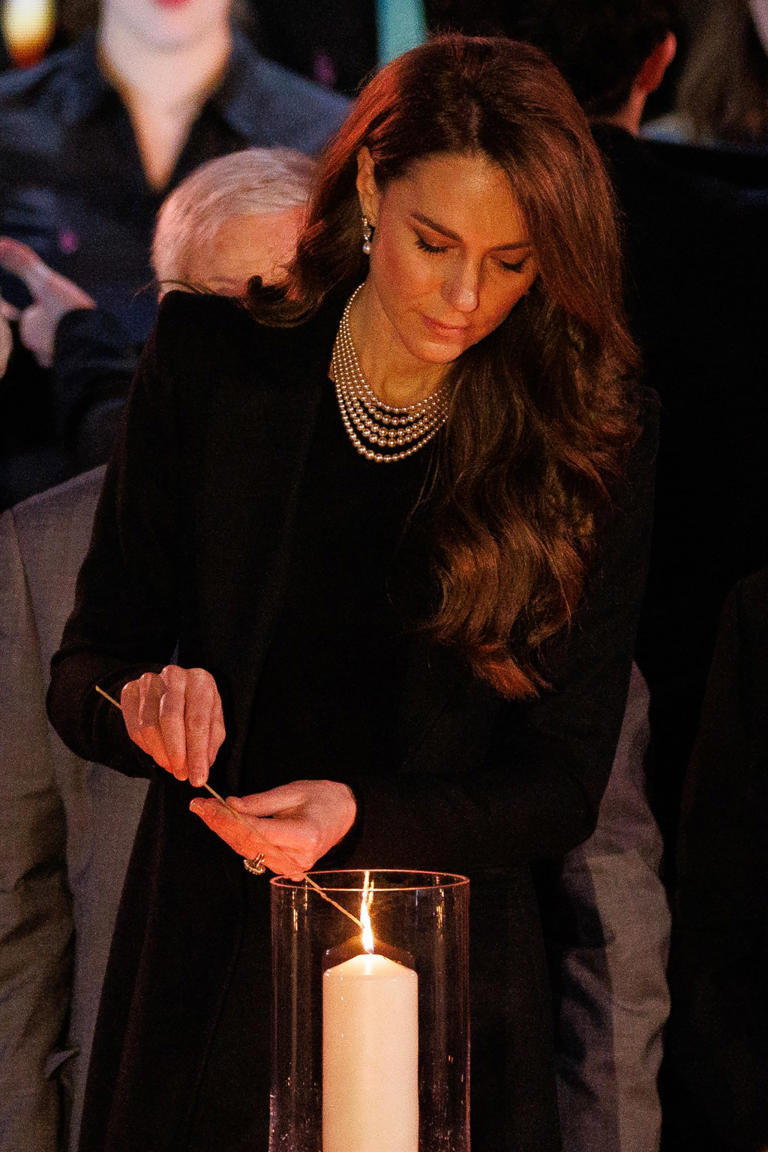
[360,896,374,954]
[360,870,374,953]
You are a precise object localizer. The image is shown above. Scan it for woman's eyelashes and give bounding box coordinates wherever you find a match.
[499,255,529,273]
[414,232,447,254]
[414,232,529,273]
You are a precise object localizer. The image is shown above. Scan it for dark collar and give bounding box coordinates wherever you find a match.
[59,25,265,135]
[208,29,273,139]
[56,29,112,125]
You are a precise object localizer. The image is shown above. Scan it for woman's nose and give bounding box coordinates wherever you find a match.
[442,259,480,313]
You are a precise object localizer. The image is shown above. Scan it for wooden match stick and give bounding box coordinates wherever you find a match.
[94,684,363,930]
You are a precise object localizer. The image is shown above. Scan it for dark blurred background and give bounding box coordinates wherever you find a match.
[0,0,695,111]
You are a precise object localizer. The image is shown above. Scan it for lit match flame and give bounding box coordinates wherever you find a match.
[360,870,374,953]
[2,0,56,68]
[360,897,374,954]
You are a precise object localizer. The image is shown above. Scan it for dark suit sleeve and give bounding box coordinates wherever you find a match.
[52,308,138,471]
[47,305,184,779]
[337,397,658,872]
[663,569,768,1149]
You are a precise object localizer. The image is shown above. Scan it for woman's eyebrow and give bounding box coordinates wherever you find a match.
[412,211,531,251]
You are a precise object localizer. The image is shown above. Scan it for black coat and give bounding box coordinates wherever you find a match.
[48,290,656,1152]
[662,567,768,1150]
[590,124,768,868]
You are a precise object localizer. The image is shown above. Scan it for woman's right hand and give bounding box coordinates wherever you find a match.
[120,665,225,787]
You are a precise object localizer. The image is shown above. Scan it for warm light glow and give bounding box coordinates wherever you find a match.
[360,897,374,954]
[360,870,374,953]
[1,0,56,68]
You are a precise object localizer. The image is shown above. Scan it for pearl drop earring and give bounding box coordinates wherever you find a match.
[361,215,373,255]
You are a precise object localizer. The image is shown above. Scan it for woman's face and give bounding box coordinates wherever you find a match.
[356,149,538,374]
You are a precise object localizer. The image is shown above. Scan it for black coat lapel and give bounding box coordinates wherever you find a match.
[185,299,343,793]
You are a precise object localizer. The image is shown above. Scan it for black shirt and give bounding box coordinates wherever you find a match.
[0,27,347,339]
[245,379,434,791]
[0,27,348,505]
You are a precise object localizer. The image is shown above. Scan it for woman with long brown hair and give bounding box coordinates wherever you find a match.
[48,34,656,1152]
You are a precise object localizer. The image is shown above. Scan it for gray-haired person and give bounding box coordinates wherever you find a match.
[0,145,316,1152]
[0,146,316,472]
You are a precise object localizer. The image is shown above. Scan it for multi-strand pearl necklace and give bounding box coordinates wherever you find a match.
[331,286,448,463]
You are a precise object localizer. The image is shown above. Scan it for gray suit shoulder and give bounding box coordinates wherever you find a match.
[1,465,147,1152]
[10,465,105,533]
[8,467,106,662]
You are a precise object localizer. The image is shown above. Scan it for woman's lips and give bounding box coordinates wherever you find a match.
[422,315,469,336]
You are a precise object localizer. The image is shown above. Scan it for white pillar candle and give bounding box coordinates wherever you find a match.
[323,950,419,1152]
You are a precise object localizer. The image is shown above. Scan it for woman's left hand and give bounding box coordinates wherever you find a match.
[189,779,357,879]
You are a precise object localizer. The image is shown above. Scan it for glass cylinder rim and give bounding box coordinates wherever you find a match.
[270,868,470,892]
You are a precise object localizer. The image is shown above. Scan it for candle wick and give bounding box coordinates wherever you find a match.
[94,684,364,930]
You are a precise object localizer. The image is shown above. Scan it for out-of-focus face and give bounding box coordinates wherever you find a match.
[178,207,306,296]
[356,149,538,377]
[100,0,233,51]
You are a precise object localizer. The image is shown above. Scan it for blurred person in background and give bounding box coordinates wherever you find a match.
[507,0,768,888]
[0,145,316,470]
[0,0,343,330]
[645,0,768,150]
[247,0,524,95]
[662,564,768,1152]
[0,144,314,1152]
[506,6,768,1150]
[0,0,346,507]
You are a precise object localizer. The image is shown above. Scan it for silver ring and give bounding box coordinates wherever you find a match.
[243,853,266,876]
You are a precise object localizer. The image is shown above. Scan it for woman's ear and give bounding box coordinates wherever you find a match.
[355,147,380,226]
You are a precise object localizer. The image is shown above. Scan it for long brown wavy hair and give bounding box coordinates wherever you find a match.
[248,35,640,699]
